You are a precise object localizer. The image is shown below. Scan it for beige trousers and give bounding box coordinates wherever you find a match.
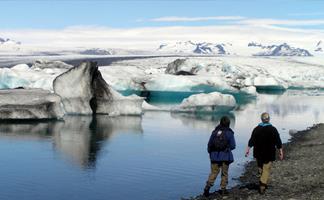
[257,160,272,185]
[206,162,229,189]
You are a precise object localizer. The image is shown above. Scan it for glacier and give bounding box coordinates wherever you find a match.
[1,55,324,115]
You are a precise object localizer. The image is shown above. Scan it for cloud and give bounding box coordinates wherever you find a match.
[2,23,323,51]
[144,15,324,30]
[148,16,245,22]
[2,16,324,51]
[239,18,324,26]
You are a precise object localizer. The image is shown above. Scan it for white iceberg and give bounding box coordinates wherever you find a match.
[142,101,162,111]
[31,60,73,70]
[253,76,288,90]
[0,62,68,90]
[172,92,236,113]
[0,89,64,120]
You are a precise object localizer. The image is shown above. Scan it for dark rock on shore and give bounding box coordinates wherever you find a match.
[188,124,324,200]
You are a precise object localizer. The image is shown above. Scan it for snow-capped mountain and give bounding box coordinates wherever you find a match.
[315,40,323,52]
[79,48,114,55]
[0,37,21,51]
[248,42,312,56]
[194,42,227,54]
[157,41,229,55]
[78,48,152,55]
[0,38,21,45]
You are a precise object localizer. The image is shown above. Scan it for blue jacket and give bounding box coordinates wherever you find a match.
[207,125,236,163]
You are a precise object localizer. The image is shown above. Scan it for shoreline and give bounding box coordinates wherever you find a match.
[190,123,324,200]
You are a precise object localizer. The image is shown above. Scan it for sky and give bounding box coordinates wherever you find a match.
[1,0,324,50]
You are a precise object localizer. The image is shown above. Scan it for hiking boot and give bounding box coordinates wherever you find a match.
[203,186,210,197]
[259,185,266,194]
[218,189,229,195]
[259,182,267,195]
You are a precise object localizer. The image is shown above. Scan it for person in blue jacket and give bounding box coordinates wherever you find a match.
[203,116,236,197]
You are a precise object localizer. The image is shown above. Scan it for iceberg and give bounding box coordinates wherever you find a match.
[31,60,73,70]
[253,76,288,90]
[171,92,236,113]
[0,89,64,120]
[165,58,201,75]
[53,61,143,116]
[142,101,163,111]
[2,55,324,113]
[0,62,68,90]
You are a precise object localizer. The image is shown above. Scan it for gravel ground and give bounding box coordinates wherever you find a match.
[188,123,324,200]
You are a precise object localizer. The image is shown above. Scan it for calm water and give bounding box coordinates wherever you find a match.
[0,90,323,200]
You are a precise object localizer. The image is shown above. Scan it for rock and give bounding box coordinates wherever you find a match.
[53,61,143,116]
[0,88,64,120]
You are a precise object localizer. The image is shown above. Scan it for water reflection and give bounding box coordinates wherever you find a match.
[0,120,63,139]
[0,115,143,168]
[170,112,236,131]
[0,90,323,200]
[54,115,143,168]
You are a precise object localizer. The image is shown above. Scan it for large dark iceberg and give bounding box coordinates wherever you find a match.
[53,61,143,116]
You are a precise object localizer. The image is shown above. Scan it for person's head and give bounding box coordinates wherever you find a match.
[261,112,270,123]
[220,116,230,128]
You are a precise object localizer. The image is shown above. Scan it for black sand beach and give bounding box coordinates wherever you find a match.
[191,124,324,200]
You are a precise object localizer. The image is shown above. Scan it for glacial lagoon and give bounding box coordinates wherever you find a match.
[0,90,323,200]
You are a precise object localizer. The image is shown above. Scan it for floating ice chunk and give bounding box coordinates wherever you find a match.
[100,92,144,116]
[11,64,30,71]
[253,76,288,90]
[142,101,163,111]
[144,74,234,93]
[165,58,201,75]
[53,61,143,116]
[31,60,73,69]
[0,89,64,119]
[0,68,31,89]
[172,92,236,113]
[240,86,257,95]
[0,63,68,91]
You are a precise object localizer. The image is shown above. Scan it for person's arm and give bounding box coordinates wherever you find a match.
[245,146,251,157]
[229,132,236,150]
[245,128,256,157]
[207,133,214,153]
[278,148,284,160]
[274,127,283,160]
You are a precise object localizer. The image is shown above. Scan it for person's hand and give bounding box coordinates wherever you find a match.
[279,149,284,160]
[245,147,250,157]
